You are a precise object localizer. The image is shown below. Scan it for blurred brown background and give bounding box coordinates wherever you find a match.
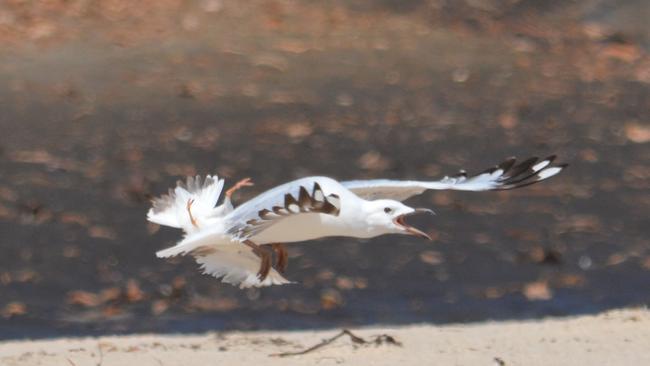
[0,0,648,338]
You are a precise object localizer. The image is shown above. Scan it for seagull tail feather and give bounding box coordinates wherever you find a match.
[147,174,225,232]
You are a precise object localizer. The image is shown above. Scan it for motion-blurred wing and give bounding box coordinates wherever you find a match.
[162,245,291,288]
[342,156,567,201]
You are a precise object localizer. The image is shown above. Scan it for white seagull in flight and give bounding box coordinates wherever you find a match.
[147,156,566,288]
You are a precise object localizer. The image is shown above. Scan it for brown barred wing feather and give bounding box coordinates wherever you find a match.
[227,182,341,240]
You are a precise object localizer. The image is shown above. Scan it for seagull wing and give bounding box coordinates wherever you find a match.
[155,176,344,257]
[191,245,292,288]
[341,156,567,201]
[224,177,342,241]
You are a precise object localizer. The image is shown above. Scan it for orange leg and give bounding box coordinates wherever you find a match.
[186,199,198,228]
[225,177,254,199]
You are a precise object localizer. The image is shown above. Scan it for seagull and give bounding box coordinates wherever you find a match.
[147,155,566,288]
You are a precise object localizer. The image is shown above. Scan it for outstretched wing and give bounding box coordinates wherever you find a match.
[341,156,567,201]
[225,177,342,241]
[193,246,292,288]
[158,244,291,288]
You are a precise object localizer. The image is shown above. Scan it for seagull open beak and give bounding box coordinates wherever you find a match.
[394,208,434,240]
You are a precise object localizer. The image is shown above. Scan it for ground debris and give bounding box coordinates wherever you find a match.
[523,281,553,301]
[270,329,402,357]
[2,302,27,318]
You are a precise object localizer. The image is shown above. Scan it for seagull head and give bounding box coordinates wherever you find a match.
[363,199,434,240]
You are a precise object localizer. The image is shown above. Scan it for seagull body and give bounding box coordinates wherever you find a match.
[148,156,566,288]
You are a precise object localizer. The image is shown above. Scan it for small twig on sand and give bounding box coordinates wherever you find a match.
[270,329,401,357]
[152,355,164,366]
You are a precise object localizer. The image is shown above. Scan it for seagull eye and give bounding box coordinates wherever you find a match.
[384,207,392,214]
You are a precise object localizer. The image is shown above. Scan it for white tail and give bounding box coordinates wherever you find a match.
[147,175,225,233]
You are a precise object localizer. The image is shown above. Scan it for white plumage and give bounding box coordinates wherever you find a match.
[147,175,229,233]
[147,155,566,288]
[194,247,292,288]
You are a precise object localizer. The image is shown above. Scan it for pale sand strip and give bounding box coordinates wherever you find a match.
[1,308,648,366]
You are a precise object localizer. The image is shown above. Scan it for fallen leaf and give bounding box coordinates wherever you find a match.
[353,277,368,289]
[358,151,390,171]
[484,286,505,299]
[285,122,313,140]
[625,123,650,143]
[523,281,553,301]
[602,44,641,63]
[320,288,344,310]
[100,287,122,302]
[88,226,117,240]
[498,112,518,129]
[126,279,145,302]
[2,302,27,318]
[419,250,444,265]
[606,253,627,266]
[59,213,90,226]
[555,274,586,288]
[67,291,101,307]
[0,272,11,285]
[151,300,169,315]
[102,305,123,317]
[335,276,354,290]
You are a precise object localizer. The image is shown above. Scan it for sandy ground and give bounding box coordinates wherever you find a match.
[1,308,648,366]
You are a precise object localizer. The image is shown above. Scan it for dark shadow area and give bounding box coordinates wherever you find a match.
[0,0,648,340]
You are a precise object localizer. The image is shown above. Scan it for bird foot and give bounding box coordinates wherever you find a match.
[186,199,198,228]
[226,177,254,199]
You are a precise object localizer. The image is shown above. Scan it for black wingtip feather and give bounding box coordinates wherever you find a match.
[500,157,538,184]
[498,157,517,173]
[543,155,557,163]
[491,156,567,191]
[453,170,467,178]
